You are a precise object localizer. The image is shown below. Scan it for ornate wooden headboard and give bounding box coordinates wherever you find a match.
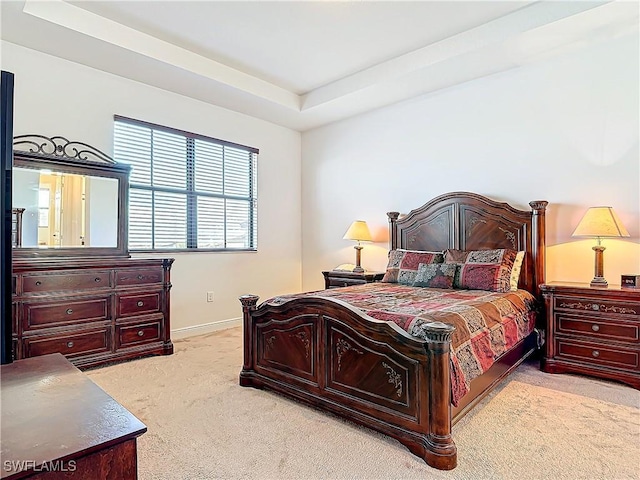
[387,192,548,297]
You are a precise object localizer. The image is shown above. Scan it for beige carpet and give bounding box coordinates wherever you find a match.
[86,327,640,480]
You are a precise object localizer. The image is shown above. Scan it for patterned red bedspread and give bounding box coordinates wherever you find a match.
[268,283,537,406]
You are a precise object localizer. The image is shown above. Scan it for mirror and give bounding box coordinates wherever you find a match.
[13,168,119,248]
[12,135,130,258]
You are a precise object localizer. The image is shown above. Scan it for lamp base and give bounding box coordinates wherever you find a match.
[590,277,608,288]
[353,245,364,273]
[591,245,608,288]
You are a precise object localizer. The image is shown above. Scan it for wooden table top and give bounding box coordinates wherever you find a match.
[0,354,146,479]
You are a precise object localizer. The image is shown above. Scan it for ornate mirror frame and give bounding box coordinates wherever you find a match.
[12,135,130,259]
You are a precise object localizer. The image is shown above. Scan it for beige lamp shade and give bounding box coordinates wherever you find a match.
[343,220,372,242]
[572,207,630,239]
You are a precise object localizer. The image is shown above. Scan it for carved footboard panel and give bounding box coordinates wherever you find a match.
[239,295,457,470]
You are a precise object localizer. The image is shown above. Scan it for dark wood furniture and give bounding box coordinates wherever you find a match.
[239,192,547,470]
[10,135,174,367]
[10,208,24,247]
[322,270,384,289]
[12,257,174,368]
[1,353,146,479]
[541,282,640,389]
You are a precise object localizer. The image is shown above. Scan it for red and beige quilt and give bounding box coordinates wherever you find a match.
[268,283,537,405]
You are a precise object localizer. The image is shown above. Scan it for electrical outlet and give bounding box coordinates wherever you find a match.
[206,291,214,303]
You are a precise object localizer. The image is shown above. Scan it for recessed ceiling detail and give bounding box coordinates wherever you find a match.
[1,0,637,131]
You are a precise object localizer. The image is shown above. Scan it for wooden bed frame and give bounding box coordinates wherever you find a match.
[239,192,548,470]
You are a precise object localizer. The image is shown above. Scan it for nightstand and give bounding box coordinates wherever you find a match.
[322,270,384,289]
[540,282,639,389]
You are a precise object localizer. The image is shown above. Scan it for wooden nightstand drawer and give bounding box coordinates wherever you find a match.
[555,338,639,372]
[554,295,639,318]
[322,271,384,289]
[556,313,639,344]
[328,277,367,288]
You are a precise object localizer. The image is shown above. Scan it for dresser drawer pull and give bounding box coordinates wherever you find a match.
[592,304,599,311]
[67,341,74,348]
[591,324,600,332]
[137,330,145,337]
[35,281,42,286]
[137,274,144,280]
[66,308,73,315]
[94,277,102,282]
[137,301,144,307]
[343,282,348,287]
[592,350,600,358]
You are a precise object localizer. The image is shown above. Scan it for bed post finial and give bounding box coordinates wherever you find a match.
[529,201,548,298]
[239,295,260,387]
[387,212,400,251]
[422,321,457,470]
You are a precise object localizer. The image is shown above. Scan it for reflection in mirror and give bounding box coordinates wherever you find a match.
[13,167,119,248]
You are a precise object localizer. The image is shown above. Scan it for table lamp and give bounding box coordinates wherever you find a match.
[343,220,372,273]
[572,206,629,287]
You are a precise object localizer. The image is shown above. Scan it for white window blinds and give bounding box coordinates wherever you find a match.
[114,116,258,251]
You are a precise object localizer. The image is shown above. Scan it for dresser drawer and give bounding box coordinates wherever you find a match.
[115,268,163,286]
[116,320,161,348]
[556,313,639,344]
[117,292,161,317]
[22,297,110,331]
[23,328,111,358]
[555,338,639,372]
[554,296,640,318]
[23,271,111,294]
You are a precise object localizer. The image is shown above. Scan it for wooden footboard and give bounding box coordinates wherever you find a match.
[239,294,457,470]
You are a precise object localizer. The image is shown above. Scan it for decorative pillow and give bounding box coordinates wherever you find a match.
[412,263,457,289]
[444,248,518,292]
[381,249,444,285]
[510,251,525,291]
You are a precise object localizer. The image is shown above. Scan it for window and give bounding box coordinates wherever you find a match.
[113,116,258,251]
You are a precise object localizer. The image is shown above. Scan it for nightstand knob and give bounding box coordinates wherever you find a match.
[592,304,599,311]
[592,350,600,358]
[591,324,600,332]
[137,330,144,337]
[137,301,144,307]
[67,341,74,348]
[343,282,348,287]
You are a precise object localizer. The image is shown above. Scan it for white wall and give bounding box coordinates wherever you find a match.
[301,33,640,291]
[2,41,302,334]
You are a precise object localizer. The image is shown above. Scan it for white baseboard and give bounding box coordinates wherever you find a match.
[171,317,241,340]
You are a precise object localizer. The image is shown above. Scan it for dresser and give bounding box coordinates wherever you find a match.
[12,257,174,369]
[10,135,174,369]
[322,270,384,289]
[540,282,639,389]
